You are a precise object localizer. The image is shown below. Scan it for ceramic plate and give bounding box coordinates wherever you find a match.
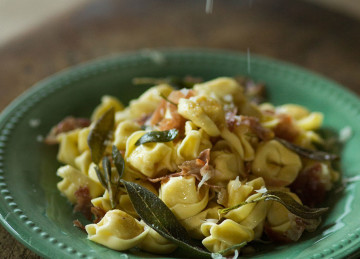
[0,49,359,259]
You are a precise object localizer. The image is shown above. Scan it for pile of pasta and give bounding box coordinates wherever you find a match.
[52,77,338,255]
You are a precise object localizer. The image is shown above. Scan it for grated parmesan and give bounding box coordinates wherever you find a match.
[339,126,352,143]
[198,171,212,189]
[223,94,233,102]
[29,118,41,128]
[232,249,239,259]
[36,135,44,142]
[141,49,166,65]
[255,186,268,194]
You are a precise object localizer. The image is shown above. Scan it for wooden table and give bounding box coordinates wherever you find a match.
[0,0,359,258]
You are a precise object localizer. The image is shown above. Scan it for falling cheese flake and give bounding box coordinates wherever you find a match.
[255,186,268,194]
[205,0,213,14]
[223,94,233,102]
[198,171,212,189]
[29,118,41,128]
[141,49,166,65]
[339,126,352,143]
[232,249,239,259]
[247,48,251,74]
[36,135,44,142]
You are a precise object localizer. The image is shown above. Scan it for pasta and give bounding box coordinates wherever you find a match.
[48,76,340,257]
[85,210,148,251]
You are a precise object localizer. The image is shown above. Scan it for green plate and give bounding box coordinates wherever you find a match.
[0,49,359,259]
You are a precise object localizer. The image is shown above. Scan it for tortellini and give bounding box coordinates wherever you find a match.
[180,202,221,239]
[201,219,254,253]
[138,224,178,254]
[57,165,104,203]
[57,127,91,170]
[74,150,92,174]
[125,131,177,178]
[252,140,302,186]
[91,190,137,218]
[224,177,267,224]
[209,150,244,185]
[220,127,255,161]
[85,210,148,251]
[91,95,124,121]
[176,121,212,161]
[265,191,305,242]
[178,95,225,137]
[194,77,246,108]
[159,176,209,220]
[57,129,81,166]
[277,104,323,131]
[51,77,338,256]
[128,84,173,118]
[114,120,141,150]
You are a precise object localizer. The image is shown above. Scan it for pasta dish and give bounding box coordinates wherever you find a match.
[46,77,339,257]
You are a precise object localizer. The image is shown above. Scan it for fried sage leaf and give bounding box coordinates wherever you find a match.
[219,191,328,220]
[135,129,178,146]
[87,108,115,164]
[276,137,339,161]
[219,195,269,215]
[112,145,124,179]
[103,156,119,209]
[121,180,211,258]
[94,145,125,209]
[264,191,328,219]
[94,166,107,189]
[217,242,247,256]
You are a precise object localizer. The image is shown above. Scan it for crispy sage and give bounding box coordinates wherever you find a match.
[121,180,211,258]
[219,191,328,220]
[276,137,339,161]
[94,166,107,189]
[94,145,125,209]
[217,242,247,256]
[112,145,124,179]
[87,108,115,164]
[135,129,178,146]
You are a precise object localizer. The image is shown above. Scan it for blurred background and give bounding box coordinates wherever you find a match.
[0,0,359,257]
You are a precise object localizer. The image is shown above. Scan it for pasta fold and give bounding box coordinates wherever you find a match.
[159,176,209,220]
[86,210,148,251]
[252,140,302,186]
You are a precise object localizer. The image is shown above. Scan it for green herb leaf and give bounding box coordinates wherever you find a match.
[135,129,178,146]
[140,125,153,131]
[112,145,124,179]
[121,180,211,258]
[94,166,107,189]
[102,156,111,183]
[219,196,268,215]
[264,191,328,219]
[276,137,339,161]
[87,108,115,164]
[95,147,125,209]
[218,242,247,255]
[219,191,328,220]
[316,128,342,156]
[102,156,118,208]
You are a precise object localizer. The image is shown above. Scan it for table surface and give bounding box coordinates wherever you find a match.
[0,0,359,258]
